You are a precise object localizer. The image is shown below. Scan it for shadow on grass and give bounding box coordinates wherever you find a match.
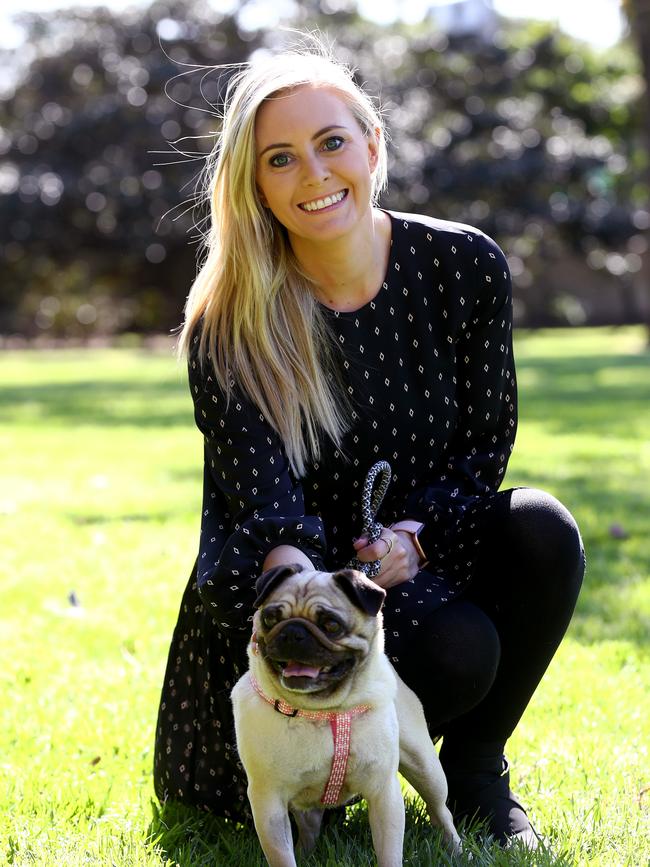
[3,347,648,430]
[3,348,648,436]
[147,800,265,867]
[147,797,572,866]
[0,379,191,428]
[516,351,650,438]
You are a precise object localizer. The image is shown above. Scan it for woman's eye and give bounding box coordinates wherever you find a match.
[322,136,344,152]
[269,153,290,168]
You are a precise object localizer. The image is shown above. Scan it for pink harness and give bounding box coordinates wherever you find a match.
[249,675,370,805]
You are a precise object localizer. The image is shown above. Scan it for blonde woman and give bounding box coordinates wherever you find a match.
[154,45,584,849]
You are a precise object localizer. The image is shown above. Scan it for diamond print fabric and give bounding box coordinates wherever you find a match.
[154,210,517,818]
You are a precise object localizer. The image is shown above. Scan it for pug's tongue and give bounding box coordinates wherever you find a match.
[283,661,321,679]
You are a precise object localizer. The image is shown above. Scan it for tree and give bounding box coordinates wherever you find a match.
[0,0,646,336]
[0,0,264,336]
[622,0,650,336]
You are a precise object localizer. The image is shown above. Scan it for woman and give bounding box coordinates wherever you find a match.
[154,45,585,849]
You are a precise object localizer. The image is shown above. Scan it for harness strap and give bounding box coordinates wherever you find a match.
[249,675,370,805]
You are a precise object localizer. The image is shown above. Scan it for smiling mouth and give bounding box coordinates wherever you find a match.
[270,657,356,692]
[298,189,348,213]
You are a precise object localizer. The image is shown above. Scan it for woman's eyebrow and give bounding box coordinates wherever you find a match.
[258,125,349,158]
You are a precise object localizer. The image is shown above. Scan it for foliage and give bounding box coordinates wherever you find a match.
[0,0,263,337]
[371,22,649,326]
[0,0,648,336]
[0,328,649,864]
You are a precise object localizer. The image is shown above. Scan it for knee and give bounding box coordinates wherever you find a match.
[508,487,585,585]
[418,602,501,698]
[395,602,502,731]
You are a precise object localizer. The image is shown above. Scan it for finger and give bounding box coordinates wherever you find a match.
[354,545,377,563]
[359,537,392,561]
[352,535,368,551]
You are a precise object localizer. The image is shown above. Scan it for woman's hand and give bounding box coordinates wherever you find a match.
[352,528,421,589]
[262,545,315,572]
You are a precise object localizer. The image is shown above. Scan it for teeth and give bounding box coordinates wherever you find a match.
[301,190,346,212]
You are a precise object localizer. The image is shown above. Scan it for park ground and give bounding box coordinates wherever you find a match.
[0,326,648,865]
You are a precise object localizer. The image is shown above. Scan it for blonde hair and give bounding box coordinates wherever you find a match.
[176,41,388,477]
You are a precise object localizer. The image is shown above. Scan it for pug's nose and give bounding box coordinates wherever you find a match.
[277,622,310,647]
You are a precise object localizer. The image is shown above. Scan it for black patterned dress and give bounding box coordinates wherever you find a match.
[153,211,517,818]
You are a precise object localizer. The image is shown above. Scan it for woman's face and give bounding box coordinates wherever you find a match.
[254,85,379,247]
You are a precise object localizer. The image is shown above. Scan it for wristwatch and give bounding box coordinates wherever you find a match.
[389,520,429,569]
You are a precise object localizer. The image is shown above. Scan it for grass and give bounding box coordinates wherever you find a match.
[0,326,648,866]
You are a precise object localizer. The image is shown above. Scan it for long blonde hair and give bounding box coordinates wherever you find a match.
[177,43,388,478]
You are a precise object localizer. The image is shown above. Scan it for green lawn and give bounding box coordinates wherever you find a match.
[0,327,648,866]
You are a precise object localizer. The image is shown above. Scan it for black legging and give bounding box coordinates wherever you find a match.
[392,487,585,757]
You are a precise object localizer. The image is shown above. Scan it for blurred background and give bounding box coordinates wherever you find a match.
[0,0,649,343]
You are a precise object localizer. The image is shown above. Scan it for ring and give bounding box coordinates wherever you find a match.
[378,535,393,560]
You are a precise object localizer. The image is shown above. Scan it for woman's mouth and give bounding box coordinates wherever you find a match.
[298,189,348,213]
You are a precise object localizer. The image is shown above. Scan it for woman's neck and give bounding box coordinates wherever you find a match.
[289,208,392,313]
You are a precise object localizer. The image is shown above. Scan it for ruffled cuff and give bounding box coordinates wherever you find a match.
[197,515,327,631]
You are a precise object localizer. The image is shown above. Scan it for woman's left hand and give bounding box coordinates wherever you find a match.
[352,528,421,589]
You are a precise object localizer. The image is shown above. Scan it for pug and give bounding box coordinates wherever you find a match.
[231,564,461,867]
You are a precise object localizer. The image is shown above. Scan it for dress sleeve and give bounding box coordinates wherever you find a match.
[188,333,327,632]
[399,232,517,565]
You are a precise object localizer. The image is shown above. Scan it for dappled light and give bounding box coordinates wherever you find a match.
[0,0,647,339]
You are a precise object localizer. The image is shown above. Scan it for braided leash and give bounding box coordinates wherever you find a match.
[346,460,392,578]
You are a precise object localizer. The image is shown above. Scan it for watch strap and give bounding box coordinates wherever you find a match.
[389,520,429,568]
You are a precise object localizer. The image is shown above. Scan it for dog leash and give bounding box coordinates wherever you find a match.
[249,675,370,805]
[346,460,392,578]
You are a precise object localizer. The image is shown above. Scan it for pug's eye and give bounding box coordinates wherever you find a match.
[321,616,343,636]
[261,608,282,630]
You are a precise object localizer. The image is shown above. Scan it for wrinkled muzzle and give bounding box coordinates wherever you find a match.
[259,617,358,693]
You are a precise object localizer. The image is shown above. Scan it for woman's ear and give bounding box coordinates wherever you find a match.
[367,126,381,172]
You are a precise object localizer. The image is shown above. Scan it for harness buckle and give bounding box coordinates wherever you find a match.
[274,699,299,717]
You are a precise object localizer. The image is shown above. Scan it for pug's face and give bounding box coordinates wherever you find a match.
[252,566,386,696]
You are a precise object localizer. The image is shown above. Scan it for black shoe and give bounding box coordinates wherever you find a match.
[442,754,541,849]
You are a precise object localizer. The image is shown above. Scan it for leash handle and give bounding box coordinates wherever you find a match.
[346,460,392,578]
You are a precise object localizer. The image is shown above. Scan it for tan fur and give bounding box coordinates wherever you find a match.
[231,569,461,867]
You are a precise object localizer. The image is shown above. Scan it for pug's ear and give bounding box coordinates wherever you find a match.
[333,569,386,617]
[254,563,303,608]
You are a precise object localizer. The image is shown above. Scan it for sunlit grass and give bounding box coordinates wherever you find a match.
[1,327,648,865]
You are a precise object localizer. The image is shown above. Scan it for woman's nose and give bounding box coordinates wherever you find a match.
[302,152,330,186]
